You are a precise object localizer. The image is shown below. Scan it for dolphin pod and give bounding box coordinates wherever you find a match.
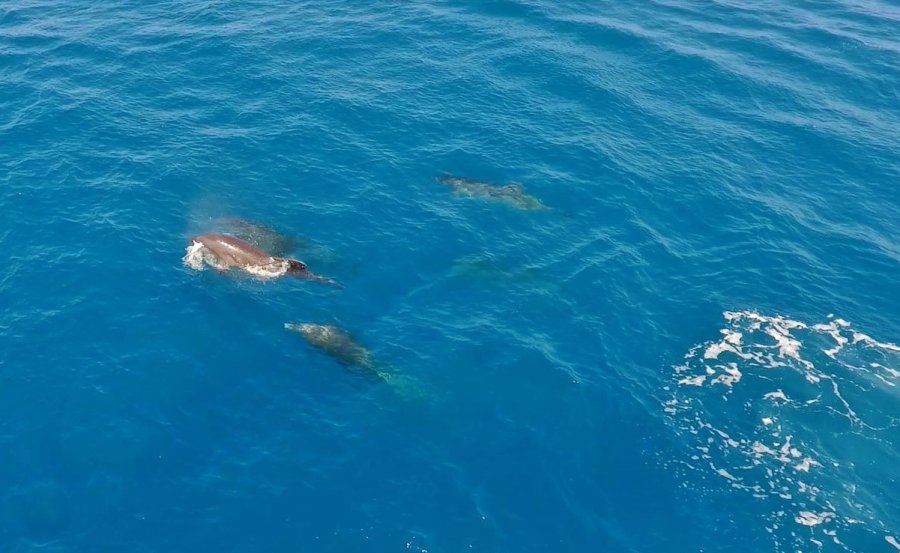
[186,174,547,394]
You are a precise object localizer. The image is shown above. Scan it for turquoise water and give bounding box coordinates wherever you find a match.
[2,1,899,551]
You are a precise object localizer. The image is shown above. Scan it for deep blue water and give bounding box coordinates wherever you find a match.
[2,1,899,551]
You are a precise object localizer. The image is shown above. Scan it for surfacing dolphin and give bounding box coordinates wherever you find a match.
[213,218,302,258]
[214,217,346,270]
[184,233,339,286]
[284,323,426,399]
[437,174,548,211]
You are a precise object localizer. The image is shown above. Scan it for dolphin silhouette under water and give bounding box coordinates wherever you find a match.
[285,323,378,376]
[437,175,548,210]
[284,322,428,399]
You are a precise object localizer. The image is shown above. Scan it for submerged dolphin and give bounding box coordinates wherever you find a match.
[285,323,426,398]
[437,175,548,210]
[184,233,338,286]
[285,323,377,375]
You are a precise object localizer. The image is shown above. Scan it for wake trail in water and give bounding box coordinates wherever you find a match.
[664,311,899,552]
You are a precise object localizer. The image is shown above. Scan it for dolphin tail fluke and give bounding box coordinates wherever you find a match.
[374,367,430,403]
[309,273,344,289]
[386,374,430,403]
[290,266,343,288]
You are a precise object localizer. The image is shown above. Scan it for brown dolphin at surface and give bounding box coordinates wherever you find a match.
[212,218,302,258]
[183,233,339,286]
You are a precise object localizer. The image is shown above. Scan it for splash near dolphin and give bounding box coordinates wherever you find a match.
[183,233,338,286]
[284,322,426,400]
[437,174,548,210]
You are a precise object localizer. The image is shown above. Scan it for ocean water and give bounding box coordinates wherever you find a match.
[1,1,898,551]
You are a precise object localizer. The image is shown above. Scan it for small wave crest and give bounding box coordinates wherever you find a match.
[242,260,289,279]
[664,311,899,552]
[182,241,212,271]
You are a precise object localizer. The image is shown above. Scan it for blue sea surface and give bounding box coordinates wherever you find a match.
[1,1,899,551]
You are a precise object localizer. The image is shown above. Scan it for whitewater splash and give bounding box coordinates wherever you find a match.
[182,241,290,279]
[664,311,899,552]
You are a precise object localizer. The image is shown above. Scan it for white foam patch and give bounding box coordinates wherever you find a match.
[182,241,208,270]
[886,536,900,552]
[716,467,738,481]
[678,375,706,386]
[764,390,789,402]
[703,330,747,360]
[711,363,742,386]
[242,259,289,279]
[796,511,834,527]
[664,311,900,553]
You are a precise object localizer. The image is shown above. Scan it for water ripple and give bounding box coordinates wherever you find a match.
[2,0,899,551]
